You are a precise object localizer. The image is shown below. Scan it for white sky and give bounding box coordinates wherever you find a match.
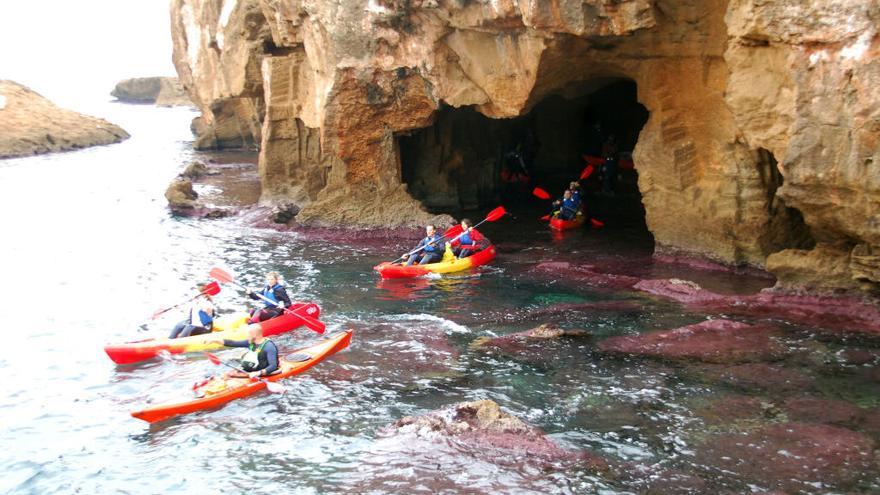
[0,1,176,108]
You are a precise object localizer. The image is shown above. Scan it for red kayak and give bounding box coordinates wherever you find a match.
[549,214,585,231]
[104,302,321,365]
[374,245,497,279]
[131,330,352,423]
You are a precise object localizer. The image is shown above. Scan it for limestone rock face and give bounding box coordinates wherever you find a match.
[171,0,880,290]
[0,80,129,159]
[111,77,192,106]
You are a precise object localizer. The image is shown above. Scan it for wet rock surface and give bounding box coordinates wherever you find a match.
[597,319,787,364]
[697,423,876,493]
[635,278,880,335]
[0,80,128,159]
[471,323,590,361]
[531,261,641,290]
[692,363,815,394]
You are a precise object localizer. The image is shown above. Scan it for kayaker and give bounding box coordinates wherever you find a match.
[211,325,279,378]
[168,294,214,339]
[247,271,292,323]
[569,181,582,203]
[552,189,579,220]
[449,218,486,259]
[404,224,444,265]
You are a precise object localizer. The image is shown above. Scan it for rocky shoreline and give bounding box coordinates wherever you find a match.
[0,80,129,159]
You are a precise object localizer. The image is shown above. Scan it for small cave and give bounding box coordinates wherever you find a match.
[397,79,649,228]
[755,148,816,255]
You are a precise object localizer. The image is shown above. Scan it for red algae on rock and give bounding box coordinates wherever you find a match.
[697,422,876,492]
[597,319,787,364]
[635,278,880,335]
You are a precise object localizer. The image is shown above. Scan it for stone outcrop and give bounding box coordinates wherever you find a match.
[111,77,193,106]
[0,80,129,159]
[170,1,879,291]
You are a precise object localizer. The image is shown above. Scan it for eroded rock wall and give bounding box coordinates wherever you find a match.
[725,0,880,292]
[171,0,879,291]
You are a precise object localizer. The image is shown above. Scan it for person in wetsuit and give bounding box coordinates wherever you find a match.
[246,271,292,323]
[449,218,487,259]
[168,294,214,339]
[213,324,279,379]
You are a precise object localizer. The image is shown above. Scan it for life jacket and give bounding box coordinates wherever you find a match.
[261,284,283,308]
[189,308,213,329]
[241,340,268,372]
[422,234,442,253]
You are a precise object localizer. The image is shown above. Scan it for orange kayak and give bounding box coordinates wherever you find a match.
[104,302,321,365]
[130,330,353,423]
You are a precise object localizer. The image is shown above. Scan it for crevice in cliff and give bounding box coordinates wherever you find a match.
[755,148,816,256]
[397,78,649,228]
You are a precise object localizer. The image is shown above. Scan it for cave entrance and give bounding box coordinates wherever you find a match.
[397,79,649,228]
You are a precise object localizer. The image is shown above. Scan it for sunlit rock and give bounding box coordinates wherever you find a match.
[0,80,128,159]
[111,77,192,106]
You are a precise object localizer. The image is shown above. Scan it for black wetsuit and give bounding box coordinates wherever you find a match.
[222,339,279,375]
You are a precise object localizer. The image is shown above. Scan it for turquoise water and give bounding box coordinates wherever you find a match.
[0,103,877,494]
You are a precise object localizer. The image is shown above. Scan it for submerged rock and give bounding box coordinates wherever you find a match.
[471,323,590,358]
[635,278,880,335]
[697,422,876,493]
[693,363,815,394]
[0,80,129,159]
[383,399,607,470]
[597,319,787,364]
[531,262,640,290]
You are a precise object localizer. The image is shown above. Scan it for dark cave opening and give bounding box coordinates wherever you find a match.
[397,79,649,228]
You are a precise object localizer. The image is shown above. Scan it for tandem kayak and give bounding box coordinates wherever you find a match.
[104,302,321,365]
[130,330,352,423]
[373,245,497,279]
[549,214,585,231]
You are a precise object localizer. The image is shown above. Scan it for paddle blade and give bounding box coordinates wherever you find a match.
[590,218,605,228]
[203,352,222,366]
[484,206,507,222]
[532,187,550,200]
[444,224,464,239]
[540,214,550,221]
[201,281,221,296]
[579,164,595,180]
[209,267,234,285]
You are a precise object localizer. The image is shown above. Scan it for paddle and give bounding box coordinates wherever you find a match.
[390,206,507,264]
[532,187,550,200]
[208,267,325,334]
[445,206,506,247]
[579,163,595,180]
[151,282,221,320]
[203,351,286,393]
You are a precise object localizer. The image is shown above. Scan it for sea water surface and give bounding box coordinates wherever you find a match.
[0,102,877,494]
